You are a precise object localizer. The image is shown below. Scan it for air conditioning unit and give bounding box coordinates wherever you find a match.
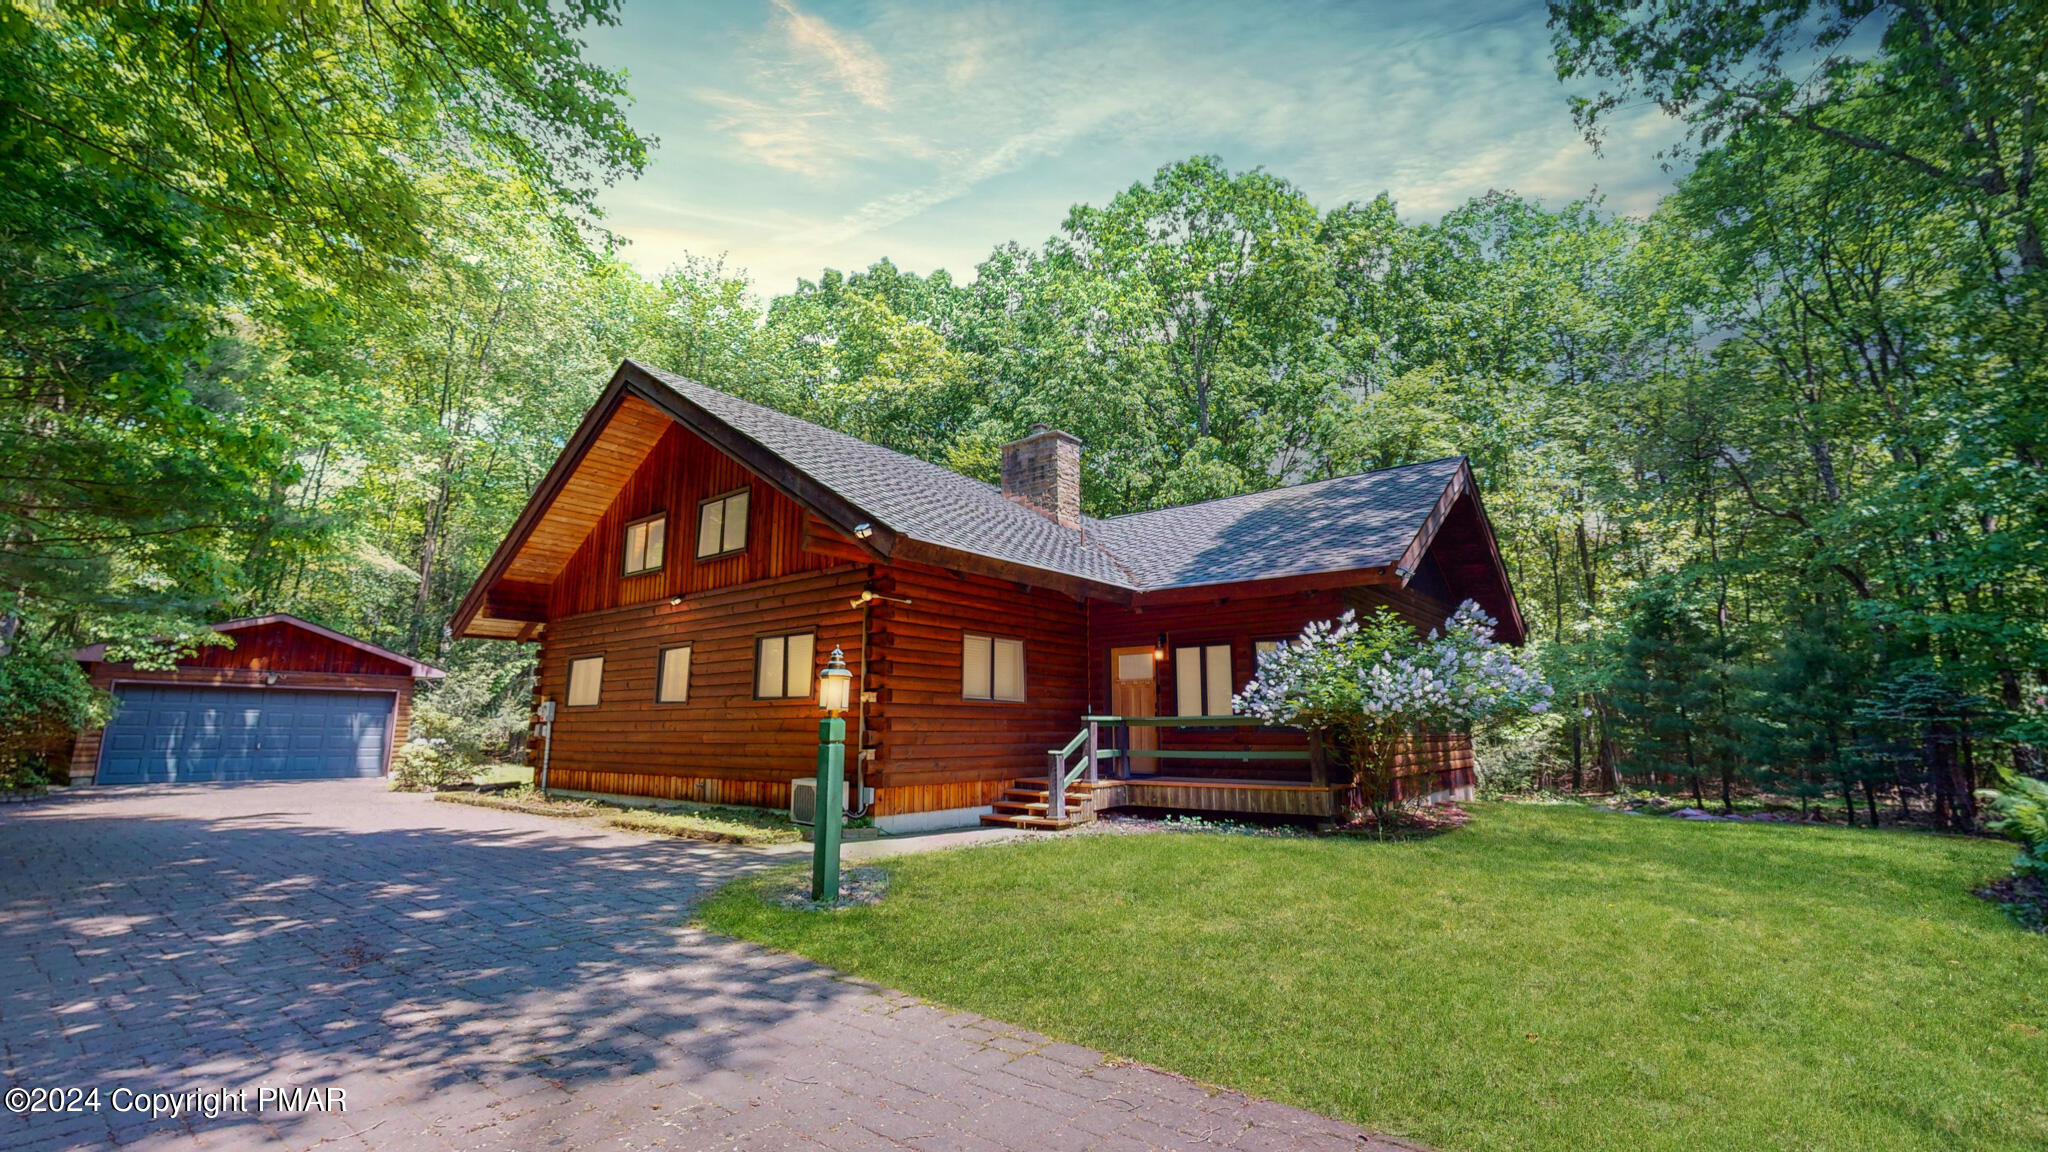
[790,778,849,825]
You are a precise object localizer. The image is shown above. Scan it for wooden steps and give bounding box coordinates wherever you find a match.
[980,780,1099,830]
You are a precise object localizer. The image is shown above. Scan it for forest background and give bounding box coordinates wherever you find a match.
[4,1,2042,826]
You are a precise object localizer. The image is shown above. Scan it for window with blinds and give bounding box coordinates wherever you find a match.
[962,633,1025,702]
[1174,644,1234,717]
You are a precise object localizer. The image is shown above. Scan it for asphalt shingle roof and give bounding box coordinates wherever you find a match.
[642,364,1132,586]
[638,362,1461,593]
[1083,458,1464,590]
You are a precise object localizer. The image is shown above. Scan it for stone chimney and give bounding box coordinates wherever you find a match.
[1000,424,1083,529]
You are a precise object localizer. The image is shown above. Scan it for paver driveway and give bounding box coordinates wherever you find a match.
[1,782,1420,1152]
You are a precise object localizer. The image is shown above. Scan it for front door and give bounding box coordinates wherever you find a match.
[1109,647,1158,775]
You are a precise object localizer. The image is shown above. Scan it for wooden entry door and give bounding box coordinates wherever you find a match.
[1109,647,1158,774]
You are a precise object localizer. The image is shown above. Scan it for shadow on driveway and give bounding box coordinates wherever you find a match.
[0,782,1424,1152]
[0,784,848,1148]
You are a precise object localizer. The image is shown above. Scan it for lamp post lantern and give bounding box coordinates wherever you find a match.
[812,645,853,902]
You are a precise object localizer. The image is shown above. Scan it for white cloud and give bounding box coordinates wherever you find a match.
[586,0,1691,293]
[770,0,890,108]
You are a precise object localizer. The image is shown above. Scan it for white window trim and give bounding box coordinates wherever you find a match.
[566,655,605,708]
[962,633,1026,702]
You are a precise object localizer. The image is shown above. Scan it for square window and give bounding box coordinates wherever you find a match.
[623,514,666,575]
[697,489,750,559]
[566,656,604,708]
[656,646,692,704]
[962,633,1025,702]
[754,632,815,699]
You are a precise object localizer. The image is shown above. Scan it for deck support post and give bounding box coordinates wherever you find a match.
[1309,731,1328,787]
[1085,721,1099,787]
[1047,750,1066,821]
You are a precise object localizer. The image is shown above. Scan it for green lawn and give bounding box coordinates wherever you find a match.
[699,804,2048,1152]
[434,788,800,845]
[475,763,534,787]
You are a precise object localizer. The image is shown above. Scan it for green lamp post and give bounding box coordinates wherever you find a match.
[812,644,853,902]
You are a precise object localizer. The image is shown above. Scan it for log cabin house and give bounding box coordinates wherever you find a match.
[452,360,1525,832]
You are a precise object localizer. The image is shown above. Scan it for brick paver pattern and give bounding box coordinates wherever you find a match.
[1,781,1423,1151]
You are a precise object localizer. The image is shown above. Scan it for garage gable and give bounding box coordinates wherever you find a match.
[71,615,441,785]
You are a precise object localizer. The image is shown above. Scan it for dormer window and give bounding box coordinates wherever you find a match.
[622,514,666,575]
[697,488,750,559]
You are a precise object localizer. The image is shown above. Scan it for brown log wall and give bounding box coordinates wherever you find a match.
[864,562,1088,789]
[534,566,872,792]
[528,560,1089,813]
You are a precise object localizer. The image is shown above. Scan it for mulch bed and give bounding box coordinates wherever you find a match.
[1094,812,1314,838]
[1329,802,1472,840]
[766,866,891,911]
[434,790,604,818]
[1092,803,1473,841]
[1975,874,2048,933]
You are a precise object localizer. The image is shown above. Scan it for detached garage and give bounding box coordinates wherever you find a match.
[70,615,445,785]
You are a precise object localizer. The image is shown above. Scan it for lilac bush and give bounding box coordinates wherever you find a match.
[1236,600,1550,824]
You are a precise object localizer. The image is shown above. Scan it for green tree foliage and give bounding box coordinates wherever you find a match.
[0,633,107,787]
[1606,584,1739,810]
[0,0,648,748]
[1978,773,2048,881]
[7,0,2044,807]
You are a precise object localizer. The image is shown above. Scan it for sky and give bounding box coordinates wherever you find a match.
[581,0,1688,296]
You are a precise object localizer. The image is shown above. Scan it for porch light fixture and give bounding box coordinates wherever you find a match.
[817,646,853,714]
[852,522,874,539]
[1154,633,1167,661]
[850,588,913,609]
[1393,566,1413,580]
[812,645,853,902]
[669,595,683,606]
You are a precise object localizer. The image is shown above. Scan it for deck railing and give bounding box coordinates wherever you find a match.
[1045,715,1329,817]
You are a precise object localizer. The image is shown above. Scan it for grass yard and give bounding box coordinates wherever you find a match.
[475,763,534,787]
[435,788,801,845]
[700,803,2048,1152]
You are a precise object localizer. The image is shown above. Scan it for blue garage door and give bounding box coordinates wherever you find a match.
[97,686,392,784]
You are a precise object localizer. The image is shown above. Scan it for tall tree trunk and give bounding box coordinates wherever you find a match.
[1570,714,1584,792]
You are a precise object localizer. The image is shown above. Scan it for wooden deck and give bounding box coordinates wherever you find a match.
[1093,778,1341,818]
[979,713,1475,830]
